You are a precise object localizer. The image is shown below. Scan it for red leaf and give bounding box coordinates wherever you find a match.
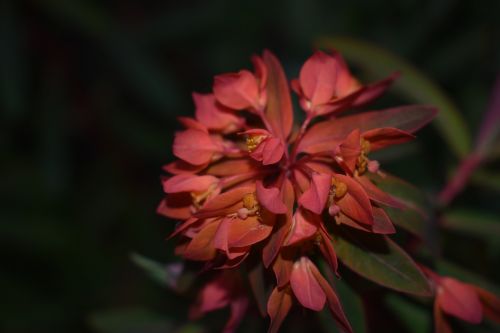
[298,105,437,154]
[355,175,405,209]
[290,257,326,311]
[472,286,500,323]
[262,50,293,140]
[351,72,399,108]
[437,277,483,324]
[363,127,415,151]
[267,287,293,333]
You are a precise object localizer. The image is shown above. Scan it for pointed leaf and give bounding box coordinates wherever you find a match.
[318,36,470,157]
[333,228,432,296]
[290,257,326,311]
[262,50,293,140]
[298,105,437,154]
[437,277,482,324]
[267,287,293,333]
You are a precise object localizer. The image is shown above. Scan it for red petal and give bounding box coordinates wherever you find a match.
[223,295,249,333]
[193,92,242,132]
[434,301,453,333]
[157,194,192,219]
[163,160,207,175]
[261,137,285,165]
[309,261,353,333]
[318,228,339,275]
[363,127,415,151]
[290,257,326,311]
[227,215,273,248]
[334,129,361,173]
[284,208,319,246]
[201,186,254,211]
[356,175,405,209]
[206,159,257,176]
[335,174,373,225]
[184,221,220,261]
[262,50,293,140]
[298,173,331,214]
[437,277,483,324]
[262,179,295,267]
[472,286,500,323]
[173,129,220,165]
[351,73,399,108]
[256,181,287,214]
[299,51,339,107]
[190,276,230,318]
[162,174,218,193]
[267,287,293,333]
[213,70,261,110]
[372,207,396,234]
[272,249,294,287]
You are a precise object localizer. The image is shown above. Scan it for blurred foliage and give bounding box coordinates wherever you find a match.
[1,0,499,332]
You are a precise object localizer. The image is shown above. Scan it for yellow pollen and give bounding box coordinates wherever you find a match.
[246,135,266,152]
[331,178,347,198]
[243,193,258,210]
[361,138,371,154]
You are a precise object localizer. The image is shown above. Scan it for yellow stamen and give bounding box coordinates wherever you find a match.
[331,178,347,198]
[243,193,258,210]
[246,135,266,152]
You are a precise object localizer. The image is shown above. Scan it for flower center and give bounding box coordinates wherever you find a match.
[246,135,266,152]
[238,192,260,219]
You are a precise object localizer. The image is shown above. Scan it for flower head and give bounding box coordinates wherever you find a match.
[158,49,438,332]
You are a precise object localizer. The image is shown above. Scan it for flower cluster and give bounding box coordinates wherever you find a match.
[156,50,483,332]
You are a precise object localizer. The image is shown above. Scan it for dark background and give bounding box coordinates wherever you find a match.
[1,0,499,332]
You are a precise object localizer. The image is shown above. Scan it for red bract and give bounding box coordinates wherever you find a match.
[421,266,500,332]
[158,49,438,332]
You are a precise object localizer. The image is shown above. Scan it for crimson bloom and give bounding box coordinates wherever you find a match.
[421,266,500,333]
[159,49,439,332]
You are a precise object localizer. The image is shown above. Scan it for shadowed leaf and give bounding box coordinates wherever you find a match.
[333,229,431,296]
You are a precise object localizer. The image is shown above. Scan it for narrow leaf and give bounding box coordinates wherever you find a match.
[317,36,470,157]
[262,50,293,140]
[267,287,293,333]
[333,229,432,296]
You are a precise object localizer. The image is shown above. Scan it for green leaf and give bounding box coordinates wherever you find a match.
[385,295,430,333]
[130,253,182,290]
[366,172,429,238]
[317,36,471,157]
[333,229,432,296]
[442,209,500,242]
[334,279,367,333]
[470,169,500,192]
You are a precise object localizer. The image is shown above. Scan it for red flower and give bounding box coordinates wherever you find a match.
[421,266,500,332]
[159,49,437,332]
